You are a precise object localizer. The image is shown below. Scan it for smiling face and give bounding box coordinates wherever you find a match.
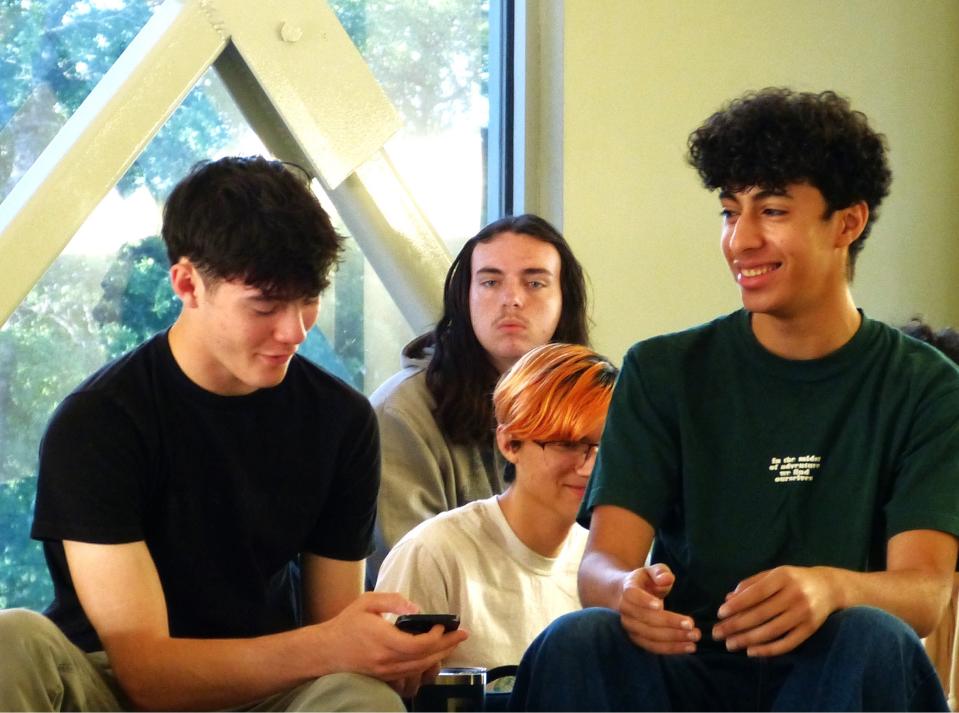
[719,182,863,322]
[468,231,563,373]
[169,261,319,396]
[498,425,604,524]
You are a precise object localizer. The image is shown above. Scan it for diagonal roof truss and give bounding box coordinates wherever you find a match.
[0,0,450,333]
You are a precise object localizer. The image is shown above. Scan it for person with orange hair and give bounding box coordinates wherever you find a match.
[375,343,617,671]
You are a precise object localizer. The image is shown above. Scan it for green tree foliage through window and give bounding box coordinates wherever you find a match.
[94,236,180,359]
[0,0,491,612]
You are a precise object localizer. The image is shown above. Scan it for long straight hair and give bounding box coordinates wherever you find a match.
[411,214,589,445]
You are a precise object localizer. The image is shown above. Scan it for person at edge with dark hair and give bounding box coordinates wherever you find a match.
[507,89,959,712]
[376,344,617,672]
[900,317,959,365]
[366,214,589,583]
[900,318,959,699]
[0,156,466,712]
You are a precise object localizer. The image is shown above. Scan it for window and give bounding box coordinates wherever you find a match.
[0,0,506,611]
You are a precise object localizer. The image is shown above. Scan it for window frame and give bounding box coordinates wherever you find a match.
[0,0,522,335]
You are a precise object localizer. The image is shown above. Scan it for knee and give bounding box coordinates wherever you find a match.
[345,675,405,713]
[808,607,946,711]
[0,609,66,686]
[538,607,626,650]
[813,606,930,672]
[828,606,921,649]
[0,609,62,656]
[512,609,666,711]
[524,607,644,669]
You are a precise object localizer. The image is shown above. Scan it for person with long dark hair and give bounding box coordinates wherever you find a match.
[368,214,589,579]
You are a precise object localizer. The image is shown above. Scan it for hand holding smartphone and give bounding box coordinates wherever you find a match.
[395,613,460,635]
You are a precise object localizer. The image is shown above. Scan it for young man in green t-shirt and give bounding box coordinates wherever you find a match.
[508,89,959,711]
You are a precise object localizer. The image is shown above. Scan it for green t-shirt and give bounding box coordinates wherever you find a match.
[582,309,959,633]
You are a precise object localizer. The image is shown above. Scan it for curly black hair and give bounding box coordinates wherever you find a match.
[687,88,892,279]
[162,156,343,299]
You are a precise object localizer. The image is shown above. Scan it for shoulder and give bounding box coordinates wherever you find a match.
[285,356,374,419]
[48,335,167,428]
[369,365,432,413]
[616,312,741,394]
[867,318,959,394]
[79,332,166,390]
[392,499,490,552]
[625,311,740,366]
[377,505,481,594]
[369,367,443,441]
[411,498,489,536]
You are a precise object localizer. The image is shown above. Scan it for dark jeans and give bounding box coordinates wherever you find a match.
[508,607,947,711]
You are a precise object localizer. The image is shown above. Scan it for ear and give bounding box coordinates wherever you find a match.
[495,426,520,464]
[169,258,203,308]
[835,201,869,249]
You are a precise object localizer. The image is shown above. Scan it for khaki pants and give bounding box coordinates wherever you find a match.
[0,609,404,712]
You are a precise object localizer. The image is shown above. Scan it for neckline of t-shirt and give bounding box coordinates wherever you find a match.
[486,496,575,576]
[157,330,286,410]
[733,308,876,382]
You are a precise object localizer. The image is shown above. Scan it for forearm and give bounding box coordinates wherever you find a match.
[579,506,656,611]
[822,566,953,637]
[578,550,632,610]
[109,624,337,711]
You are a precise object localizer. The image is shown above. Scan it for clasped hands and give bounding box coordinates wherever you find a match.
[619,563,834,657]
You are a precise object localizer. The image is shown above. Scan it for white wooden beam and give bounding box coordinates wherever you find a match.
[210,0,403,189]
[0,0,448,332]
[0,0,225,324]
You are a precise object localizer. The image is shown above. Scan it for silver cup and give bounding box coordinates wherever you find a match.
[412,667,487,712]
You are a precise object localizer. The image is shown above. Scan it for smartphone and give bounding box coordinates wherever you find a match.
[395,613,460,635]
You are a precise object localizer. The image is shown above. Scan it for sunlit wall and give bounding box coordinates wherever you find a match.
[543,0,959,362]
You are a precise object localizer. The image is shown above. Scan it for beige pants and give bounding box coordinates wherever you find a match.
[0,609,404,712]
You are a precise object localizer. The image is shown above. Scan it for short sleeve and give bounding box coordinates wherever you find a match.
[32,392,150,544]
[375,530,451,614]
[885,370,959,542]
[303,398,380,561]
[580,342,681,529]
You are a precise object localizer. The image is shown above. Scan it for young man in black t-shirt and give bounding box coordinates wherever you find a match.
[508,90,959,711]
[0,157,466,711]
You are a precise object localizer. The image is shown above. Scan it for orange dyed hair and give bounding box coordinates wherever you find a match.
[493,343,618,442]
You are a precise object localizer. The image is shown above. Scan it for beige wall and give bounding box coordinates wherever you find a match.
[536,0,959,362]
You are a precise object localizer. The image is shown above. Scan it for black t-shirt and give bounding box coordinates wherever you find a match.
[32,332,379,652]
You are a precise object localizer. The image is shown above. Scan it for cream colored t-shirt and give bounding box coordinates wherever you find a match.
[375,496,588,670]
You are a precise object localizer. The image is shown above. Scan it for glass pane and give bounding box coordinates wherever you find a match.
[0,0,493,613]
[331,0,491,253]
[0,0,164,204]
[0,67,412,610]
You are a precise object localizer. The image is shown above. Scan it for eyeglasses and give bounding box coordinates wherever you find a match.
[532,440,600,467]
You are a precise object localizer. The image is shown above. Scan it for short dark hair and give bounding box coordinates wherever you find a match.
[900,317,959,365]
[411,214,590,445]
[687,88,891,280]
[161,156,343,298]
